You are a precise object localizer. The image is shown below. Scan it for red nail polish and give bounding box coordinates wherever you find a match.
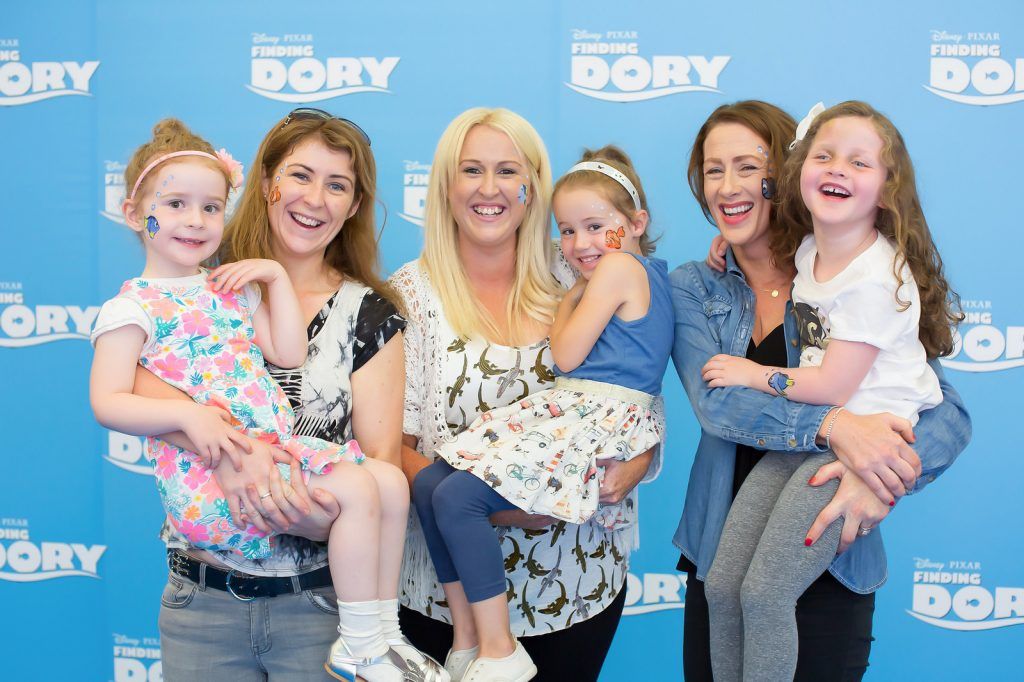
[889,500,896,507]
[807,477,815,485]
[804,538,813,546]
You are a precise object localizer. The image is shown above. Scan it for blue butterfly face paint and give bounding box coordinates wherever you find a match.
[518,184,528,204]
[145,215,160,239]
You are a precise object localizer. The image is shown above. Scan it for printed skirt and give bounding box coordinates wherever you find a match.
[436,377,662,524]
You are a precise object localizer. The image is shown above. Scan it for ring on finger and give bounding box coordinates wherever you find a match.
[857,525,873,536]
[259,491,273,500]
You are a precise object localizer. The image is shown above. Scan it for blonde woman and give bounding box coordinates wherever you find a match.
[392,107,661,681]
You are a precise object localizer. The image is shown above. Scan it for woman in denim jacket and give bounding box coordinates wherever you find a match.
[670,101,971,681]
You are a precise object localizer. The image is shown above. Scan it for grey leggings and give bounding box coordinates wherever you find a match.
[705,451,844,682]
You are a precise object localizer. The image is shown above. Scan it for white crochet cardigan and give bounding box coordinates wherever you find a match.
[390,255,664,619]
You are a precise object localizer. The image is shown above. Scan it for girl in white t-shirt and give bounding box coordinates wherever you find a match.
[699,101,962,682]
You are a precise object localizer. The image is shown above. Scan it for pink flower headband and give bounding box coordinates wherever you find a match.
[129,149,245,200]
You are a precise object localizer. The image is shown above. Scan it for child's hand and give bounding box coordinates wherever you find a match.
[702,354,762,389]
[706,235,728,273]
[177,403,252,470]
[208,259,285,292]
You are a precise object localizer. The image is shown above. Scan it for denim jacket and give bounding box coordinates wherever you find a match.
[669,250,972,593]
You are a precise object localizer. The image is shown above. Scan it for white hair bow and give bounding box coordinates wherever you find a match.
[788,102,826,151]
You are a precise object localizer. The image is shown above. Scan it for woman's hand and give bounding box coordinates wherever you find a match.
[804,460,891,553]
[489,509,558,530]
[212,437,287,533]
[824,409,922,505]
[208,258,285,292]
[597,449,654,504]
[257,458,340,541]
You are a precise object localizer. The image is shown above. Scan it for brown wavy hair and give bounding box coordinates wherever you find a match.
[687,100,797,258]
[554,145,658,255]
[221,114,397,306]
[774,101,962,358]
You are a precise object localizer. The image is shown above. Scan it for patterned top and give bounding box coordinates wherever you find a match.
[158,279,405,577]
[93,273,362,561]
[390,256,664,636]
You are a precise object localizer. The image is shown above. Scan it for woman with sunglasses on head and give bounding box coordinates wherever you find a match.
[132,109,447,682]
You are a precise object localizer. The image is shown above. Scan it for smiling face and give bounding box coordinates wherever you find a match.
[449,125,531,252]
[127,160,228,278]
[799,116,886,234]
[554,187,644,278]
[702,122,773,252]
[261,137,360,263]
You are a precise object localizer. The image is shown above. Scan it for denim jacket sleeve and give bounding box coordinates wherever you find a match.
[670,262,832,453]
[906,359,971,494]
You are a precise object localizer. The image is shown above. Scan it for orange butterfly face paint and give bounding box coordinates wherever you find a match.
[268,186,281,205]
[605,226,625,249]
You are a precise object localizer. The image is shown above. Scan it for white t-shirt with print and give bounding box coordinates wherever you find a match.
[791,233,941,425]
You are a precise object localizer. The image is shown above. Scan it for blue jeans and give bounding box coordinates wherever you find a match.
[412,459,515,603]
[159,572,338,681]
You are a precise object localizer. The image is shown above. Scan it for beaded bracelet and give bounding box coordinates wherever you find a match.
[824,407,845,451]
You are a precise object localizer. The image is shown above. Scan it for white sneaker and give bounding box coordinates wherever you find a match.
[444,645,479,682]
[463,640,536,682]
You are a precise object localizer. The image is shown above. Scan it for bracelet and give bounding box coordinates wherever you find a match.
[824,407,845,451]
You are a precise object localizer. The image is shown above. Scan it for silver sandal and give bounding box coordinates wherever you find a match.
[325,634,448,682]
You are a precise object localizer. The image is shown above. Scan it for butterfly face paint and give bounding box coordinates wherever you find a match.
[518,183,528,204]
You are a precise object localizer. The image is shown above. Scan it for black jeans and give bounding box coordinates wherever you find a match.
[400,586,627,682]
[683,566,875,681]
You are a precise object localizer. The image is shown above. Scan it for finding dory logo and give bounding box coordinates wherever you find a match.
[247,33,399,102]
[909,558,1024,631]
[925,29,1024,105]
[101,160,127,225]
[623,571,687,615]
[940,300,1024,372]
[0,283,99,347]
[0,38,100,106]
[566,28,729,102]
[400,160,430,227]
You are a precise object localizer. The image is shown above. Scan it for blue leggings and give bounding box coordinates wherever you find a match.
[412,459,516,603]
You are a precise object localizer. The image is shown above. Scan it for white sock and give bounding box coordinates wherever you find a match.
[379,597,403,642]
[336,599,388,659]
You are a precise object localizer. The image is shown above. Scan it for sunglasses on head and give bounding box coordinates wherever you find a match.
[282,108,371,147]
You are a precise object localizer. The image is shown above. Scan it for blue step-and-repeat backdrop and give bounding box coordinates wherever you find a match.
[2,1,1020,680]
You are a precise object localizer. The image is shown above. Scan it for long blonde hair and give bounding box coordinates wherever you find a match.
[221,114,397,305]
[421,107,560,344]
[775,101,962,357]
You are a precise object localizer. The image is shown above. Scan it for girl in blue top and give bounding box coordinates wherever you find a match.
[412,146,672,681]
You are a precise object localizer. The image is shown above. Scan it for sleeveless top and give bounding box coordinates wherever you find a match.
[556,254,673,395]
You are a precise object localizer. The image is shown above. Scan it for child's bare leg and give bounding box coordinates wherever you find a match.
[360,457,409,600]
[307,460,381,600]
[468,594,515,658]
[441,580,480,651]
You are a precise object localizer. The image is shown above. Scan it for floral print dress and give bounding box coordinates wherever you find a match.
[92,272,363,559]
